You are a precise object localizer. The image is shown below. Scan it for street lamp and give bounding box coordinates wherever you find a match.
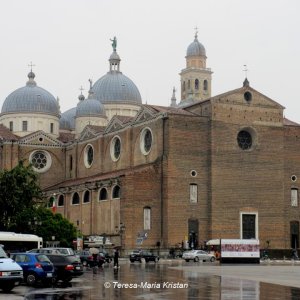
[119,223,126,256]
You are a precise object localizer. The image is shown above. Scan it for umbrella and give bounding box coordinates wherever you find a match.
[89,247,99,254]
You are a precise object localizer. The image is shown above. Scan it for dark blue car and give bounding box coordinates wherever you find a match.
[11,253,54,286]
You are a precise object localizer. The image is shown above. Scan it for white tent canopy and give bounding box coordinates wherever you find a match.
[206,239,220,245]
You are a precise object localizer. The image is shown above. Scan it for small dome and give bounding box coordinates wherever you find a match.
[78,94,85,101]
[110,51,120,61]
[1,72,59,116]
[93,72,142,104]
[186,34,206,57]
[76,92,106,117]
[60,107,76,130]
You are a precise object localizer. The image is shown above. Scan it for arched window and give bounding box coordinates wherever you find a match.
[72,192,80,205]
[203,80,208,91]
[112,185,121,199]
[58,195,64,207]
[144,207,151,230]
[83,190,90,203]
[190,184,198,203]
[69,155,73,171]
[99,188,108,201]
[195,79,199,90]
[291,188,298,207]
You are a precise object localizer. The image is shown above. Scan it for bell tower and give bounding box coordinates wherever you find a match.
[179,30,213,105]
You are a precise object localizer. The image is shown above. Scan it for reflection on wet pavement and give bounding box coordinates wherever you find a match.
[14,262,300,300]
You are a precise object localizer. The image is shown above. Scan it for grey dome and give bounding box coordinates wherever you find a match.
[186,35,206,57]
[76,94,106,118]
[60,107,76,130]
[110,51,120,61]
[92,72,142,104]
[1,72,59,116]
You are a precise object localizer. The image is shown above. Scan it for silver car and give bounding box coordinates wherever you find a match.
[182,250,216,262]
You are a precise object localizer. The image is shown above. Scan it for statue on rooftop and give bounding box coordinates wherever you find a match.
[110,36,117,51]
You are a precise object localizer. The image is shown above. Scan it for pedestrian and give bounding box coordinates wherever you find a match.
[113,248,119,269]
[92,253,98,267]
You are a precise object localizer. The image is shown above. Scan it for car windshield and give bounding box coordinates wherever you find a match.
[37,254,51,262]
[57,249,69,255]
[0,246,8,258]
[58,248,75,255]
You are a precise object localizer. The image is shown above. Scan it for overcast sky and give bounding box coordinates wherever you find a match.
[1,0,300,122]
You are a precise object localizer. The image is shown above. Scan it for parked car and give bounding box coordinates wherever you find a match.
[28,247,77,256]
[45,254,83,283]
[129,250,159,263]
[77,250,106,267]
[182,250,216,262]
[0,245,23,292]
[11,253,54,286]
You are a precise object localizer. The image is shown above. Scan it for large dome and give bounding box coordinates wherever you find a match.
[92,46,142,105]
[186,34,206,57]
[1,72,59,116]
[92,72,142,104]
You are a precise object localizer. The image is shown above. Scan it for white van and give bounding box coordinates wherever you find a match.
[0,245,23,292]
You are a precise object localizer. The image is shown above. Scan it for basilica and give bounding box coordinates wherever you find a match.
[1,32,300,254]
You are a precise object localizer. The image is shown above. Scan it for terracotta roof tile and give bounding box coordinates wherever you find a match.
[58,132,75,143]
[0,124,19,141]
[144,104,196,116]
[284,118,300,126]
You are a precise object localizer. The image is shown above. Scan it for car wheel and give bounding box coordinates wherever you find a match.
[194,257,199,262]
[130,259,134,263]
[145,259,149,263]
[210,257,216,262]
[185,259,190,262]
[26,273,37,286]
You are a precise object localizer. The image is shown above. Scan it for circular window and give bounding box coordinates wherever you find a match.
[244,91,252,102]
[190,170,197,177]
[84,144,94,168]
[237,130,252,150]
[30,150,52,173]
[140,128,153,155]
[110,136,121,161]
[291,175,297,182]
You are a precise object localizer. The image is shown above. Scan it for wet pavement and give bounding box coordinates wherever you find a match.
[2,260,300,299]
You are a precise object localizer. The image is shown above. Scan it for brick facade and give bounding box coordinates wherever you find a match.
[1,85,300,253]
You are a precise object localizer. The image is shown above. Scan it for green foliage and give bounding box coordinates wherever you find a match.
[0,161,42,230]
[13,206,77,247]
[0,161,77,247]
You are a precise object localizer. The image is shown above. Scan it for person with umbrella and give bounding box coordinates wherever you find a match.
[113,248,119,269]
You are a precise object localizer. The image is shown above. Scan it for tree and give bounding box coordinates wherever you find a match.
[0,161,42,230]
[13,206,77,247]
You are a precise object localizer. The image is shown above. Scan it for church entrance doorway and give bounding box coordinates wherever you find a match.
[290,221,299,249]
[188,219,199,249]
